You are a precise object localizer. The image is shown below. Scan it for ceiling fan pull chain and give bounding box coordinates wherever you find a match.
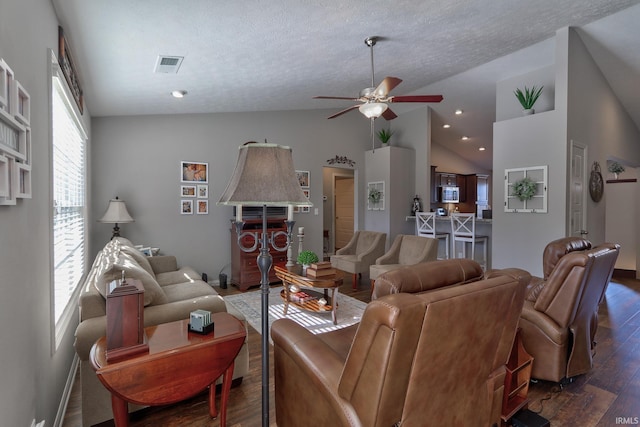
[371,117,375,152]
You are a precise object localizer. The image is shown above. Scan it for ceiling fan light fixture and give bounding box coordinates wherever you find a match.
[171,90,187,98]
[359,102,388,119]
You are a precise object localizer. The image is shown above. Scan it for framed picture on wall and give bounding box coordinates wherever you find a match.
[296,170,310,188]
[181,185,196,197]
[181,199,193,214]
[197,200,209,215]
[197,184,208,198]
[181,161,208,183]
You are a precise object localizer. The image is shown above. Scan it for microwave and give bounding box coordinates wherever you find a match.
[440,186,460,203]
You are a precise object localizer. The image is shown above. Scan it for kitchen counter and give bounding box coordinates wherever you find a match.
[406,215,492,268]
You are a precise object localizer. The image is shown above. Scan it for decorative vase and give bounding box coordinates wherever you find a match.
[614,173,618,180]
[302,264,310,276]
[523,108,534,116]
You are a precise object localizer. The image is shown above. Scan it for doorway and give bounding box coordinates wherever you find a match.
[323,167,355,256]
[569,140,587,238]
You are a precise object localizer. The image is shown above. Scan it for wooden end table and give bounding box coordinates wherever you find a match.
[90,313,246,427]
[274,265,343,325]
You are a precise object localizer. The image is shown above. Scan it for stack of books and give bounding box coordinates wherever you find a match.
[290,291,314,304]
[306,261,336,278]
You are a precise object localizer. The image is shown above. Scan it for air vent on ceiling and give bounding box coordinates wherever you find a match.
[154,55,184,74]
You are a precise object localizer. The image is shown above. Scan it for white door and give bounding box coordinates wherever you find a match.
[569,141,588,237]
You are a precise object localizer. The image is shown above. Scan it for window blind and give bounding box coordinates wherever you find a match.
[52,76,86,324]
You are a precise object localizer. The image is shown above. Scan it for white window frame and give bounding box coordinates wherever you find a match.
[49,49,89,351]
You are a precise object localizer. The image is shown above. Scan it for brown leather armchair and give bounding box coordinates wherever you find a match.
[271,260,527,427]
[516,237,619,382]
[331,230,386,289]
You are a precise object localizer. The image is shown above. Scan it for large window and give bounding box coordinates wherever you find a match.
[52,63,87,333]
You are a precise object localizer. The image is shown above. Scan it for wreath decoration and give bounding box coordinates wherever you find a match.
[512,177,537,201]
[368,188,382,203]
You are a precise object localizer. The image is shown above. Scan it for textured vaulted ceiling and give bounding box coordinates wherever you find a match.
[52,0,640,170]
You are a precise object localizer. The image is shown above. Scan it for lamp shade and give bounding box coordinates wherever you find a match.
[359,102,388,119]
[98,198,134,224]
[218,143,312,207]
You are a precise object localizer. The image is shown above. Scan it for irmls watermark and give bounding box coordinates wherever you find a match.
[616,417,640,425]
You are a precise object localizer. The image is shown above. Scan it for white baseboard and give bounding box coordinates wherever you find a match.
[53,354,79,427]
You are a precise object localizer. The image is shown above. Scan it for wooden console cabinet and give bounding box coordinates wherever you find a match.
[230,218,288,291]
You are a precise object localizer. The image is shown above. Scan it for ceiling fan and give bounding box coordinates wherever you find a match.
[314,36,444,121]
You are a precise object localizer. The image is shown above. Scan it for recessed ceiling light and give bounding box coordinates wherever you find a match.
[479,147,486,151]
[455,109,463,115]
[171,90,187,98]
[443,124,451,128]
[461,136,469,141]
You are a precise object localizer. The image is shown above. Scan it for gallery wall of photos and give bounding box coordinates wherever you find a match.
[0,58,32,206]
[180,161,209,215]
[295,170,310,213]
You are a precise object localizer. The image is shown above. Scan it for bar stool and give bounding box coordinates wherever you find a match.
[450,213,488,270]
[416,211,449,260]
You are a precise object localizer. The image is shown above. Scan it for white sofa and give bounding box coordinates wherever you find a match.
[74,237,249,426]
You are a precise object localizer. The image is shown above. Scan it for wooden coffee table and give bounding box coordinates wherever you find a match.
[274,265,343,325]
[90,313,246,427]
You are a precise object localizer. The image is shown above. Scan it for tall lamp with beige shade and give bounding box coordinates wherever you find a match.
[218,142,311,427]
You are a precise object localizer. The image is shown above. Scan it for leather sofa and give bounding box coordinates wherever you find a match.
[74,237,249,426]
[510,237,620,382]
[271,259,528,426]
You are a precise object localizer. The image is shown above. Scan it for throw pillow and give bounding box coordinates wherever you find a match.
[120,244,155,278]
[94,252,168,306]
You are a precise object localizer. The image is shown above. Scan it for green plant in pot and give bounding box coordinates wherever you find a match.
[608,161,625,179]
[297,250,319,275]
[514,85,543,115]
[376,128,394,145]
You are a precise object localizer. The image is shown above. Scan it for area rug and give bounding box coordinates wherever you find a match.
[224,286,366,339]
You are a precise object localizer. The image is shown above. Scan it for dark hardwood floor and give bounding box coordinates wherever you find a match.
[62,272,640,427]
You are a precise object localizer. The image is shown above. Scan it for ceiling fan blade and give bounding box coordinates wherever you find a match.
[389,95,444,103]
[381,108,397,120]
[314,96,360,101]
[374,77,403,97]
[327,105,361,119]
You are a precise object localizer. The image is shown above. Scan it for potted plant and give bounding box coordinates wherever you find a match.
[376,128,394,145]
[514,85,543,115]
[297,250,319,275]
[608,161,625,180]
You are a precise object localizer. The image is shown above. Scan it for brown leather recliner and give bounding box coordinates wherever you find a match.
[516,237,620,382]
[271,259,528,427]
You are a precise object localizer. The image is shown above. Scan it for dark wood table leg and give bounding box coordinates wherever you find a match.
[111,394,129,427]
[282,280,290,316]
[331,288,337,325]
[208,382,218,419]
[219,361,235,427]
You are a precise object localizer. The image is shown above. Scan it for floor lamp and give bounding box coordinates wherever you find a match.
[218,142,311,427]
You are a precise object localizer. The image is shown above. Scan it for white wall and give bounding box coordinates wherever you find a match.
[493,111,566,276]
[0,1,89,425]
[91,111,370,278]
[605,173,638,270]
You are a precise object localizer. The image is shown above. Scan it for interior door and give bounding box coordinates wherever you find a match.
[570,141,587,237]
[334,177,354,250]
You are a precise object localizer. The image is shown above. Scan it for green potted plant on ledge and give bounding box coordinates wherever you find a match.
[514,85,543,115]
[376,128,394,146]
[608,161,625,180]
[298,250,319,275]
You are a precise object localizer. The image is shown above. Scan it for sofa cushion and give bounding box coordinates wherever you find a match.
[156,266,202,286]
[94,252,168,306]
[161,280,219,302]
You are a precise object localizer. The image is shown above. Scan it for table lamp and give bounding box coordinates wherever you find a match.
[218,141,311,427]
[98,197,134,239]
